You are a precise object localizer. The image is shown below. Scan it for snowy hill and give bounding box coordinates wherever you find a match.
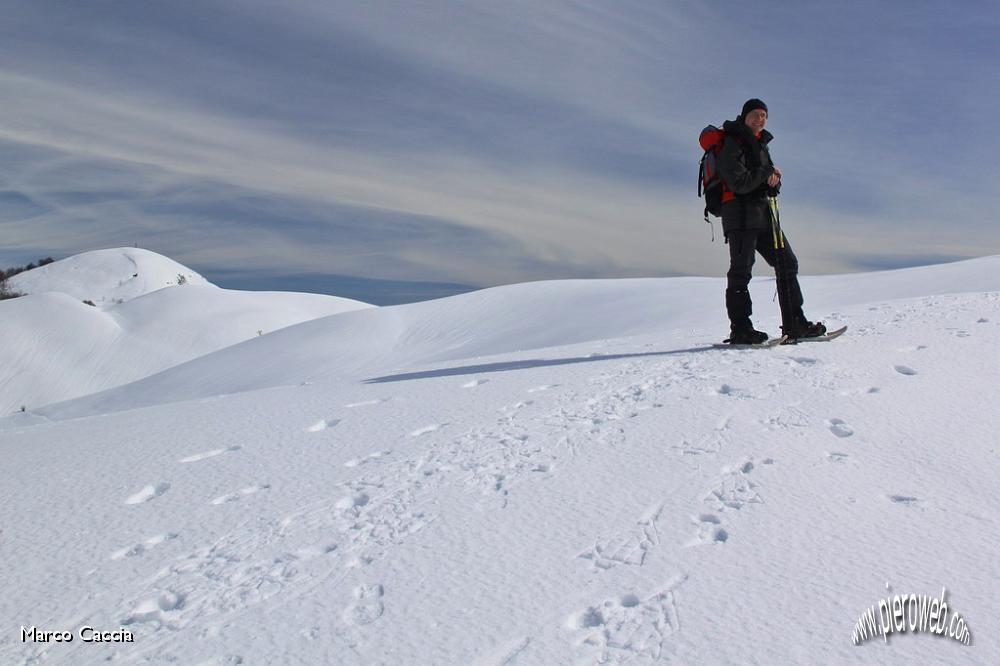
[21,255,1000,423]
[7,247,210,306]
[1,254,999,665]
[0,248,373,414]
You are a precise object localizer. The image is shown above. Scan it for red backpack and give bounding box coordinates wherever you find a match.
[698,125,727,223]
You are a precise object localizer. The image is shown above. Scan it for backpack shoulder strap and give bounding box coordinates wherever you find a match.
[723,133,761,169]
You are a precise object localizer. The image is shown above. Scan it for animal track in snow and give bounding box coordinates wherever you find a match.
[894,365,918,376]
[111,533,179,560]
[569,578,684,663]
[210,484,270,505]
[579,503,663,570]
[125,482,171,505]
[828,419,854,438]
[306,418,340,432]
[344,583,384,625]
[179,446,241,463]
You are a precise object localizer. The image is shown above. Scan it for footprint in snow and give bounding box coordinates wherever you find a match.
[344,450,391,468]
[894,365,918,376]
[335,491,371,510]
[124,482,170,505]
[828,419,854,438]
[190,655,244,666]
[344,583,384,625]
[210,484,270,505]
[345,399,386,408]
[179,446,241,463]
[838,386,882,397]
[462,379,488,388]
[687,513,728,546]
[715,384,749,398]
[110,533,179,560]
[410,423,446,437]
[827,452,849,463]
[122,590,184,626]
[888,494,921,506]
[579,502,663,570]
[527,384,558,393]
[307,418,340,432]
[568,579,684,662]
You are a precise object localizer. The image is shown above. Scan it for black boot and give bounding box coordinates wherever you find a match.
[725,326,769,345]
[782,319,826,340]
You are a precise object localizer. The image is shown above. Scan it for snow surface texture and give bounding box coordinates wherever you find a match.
[2,252,999,664]
[1,248,372,414]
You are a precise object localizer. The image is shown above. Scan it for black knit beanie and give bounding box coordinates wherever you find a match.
[740,98,768,119]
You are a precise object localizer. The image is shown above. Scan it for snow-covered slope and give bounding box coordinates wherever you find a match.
[0,248,373,414]
[1,255,998,665]
[27,255,1000,423]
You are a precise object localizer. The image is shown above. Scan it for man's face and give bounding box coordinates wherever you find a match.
[744,108,767,134]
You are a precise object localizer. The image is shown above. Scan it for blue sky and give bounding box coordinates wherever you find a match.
[2,0,998,302]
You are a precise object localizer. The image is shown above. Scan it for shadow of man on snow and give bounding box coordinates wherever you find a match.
[363,345,718,384]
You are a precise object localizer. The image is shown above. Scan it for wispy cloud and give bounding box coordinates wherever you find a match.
[1,1,997,293]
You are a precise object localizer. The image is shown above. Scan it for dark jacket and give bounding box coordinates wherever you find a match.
[717,119,777,232]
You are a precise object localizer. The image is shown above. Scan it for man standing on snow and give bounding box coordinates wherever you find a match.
[717,98,825,344]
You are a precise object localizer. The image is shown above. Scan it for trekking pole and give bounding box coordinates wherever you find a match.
[768,194,794,330]
[768,196,784,250]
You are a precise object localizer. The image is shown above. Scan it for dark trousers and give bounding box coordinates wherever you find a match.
[725,228,805,331]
